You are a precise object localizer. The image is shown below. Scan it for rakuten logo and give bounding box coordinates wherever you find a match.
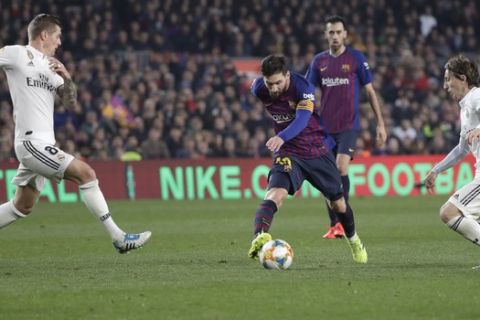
[322,77,350,87]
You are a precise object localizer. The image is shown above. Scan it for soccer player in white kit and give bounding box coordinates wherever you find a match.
[424,55,480,256]
[0,14,151,253]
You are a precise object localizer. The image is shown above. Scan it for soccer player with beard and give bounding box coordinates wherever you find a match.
[306,15,387,239]
[248,54,367,263]
[424,55,480,267]
[0,14,151,253]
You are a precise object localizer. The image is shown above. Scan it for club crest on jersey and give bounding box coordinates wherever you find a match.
[341,64,351,72]
[275,156,292,172]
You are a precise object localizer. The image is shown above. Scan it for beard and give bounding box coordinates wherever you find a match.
[269,90,281,98]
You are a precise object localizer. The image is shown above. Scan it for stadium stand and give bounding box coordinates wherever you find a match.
[0,0,479,160]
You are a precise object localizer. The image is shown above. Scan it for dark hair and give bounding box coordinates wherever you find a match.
[260,55,289,77]
[28,14,62,41]
[445,55,480,87]
[325,15,347,30]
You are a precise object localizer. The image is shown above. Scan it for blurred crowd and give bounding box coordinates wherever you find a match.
[0,0,479,161]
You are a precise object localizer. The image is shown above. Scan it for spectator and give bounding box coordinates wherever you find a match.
[1,0,479,159]
[140,128,170,159]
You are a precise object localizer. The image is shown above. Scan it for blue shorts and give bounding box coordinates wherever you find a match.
[267,153,343,201]
[330,130,359,158]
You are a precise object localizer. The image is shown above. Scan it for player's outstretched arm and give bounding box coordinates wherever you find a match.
[424,138,469,192]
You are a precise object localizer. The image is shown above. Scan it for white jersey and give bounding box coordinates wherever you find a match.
[0,45,64,145]
[459,87,480,176]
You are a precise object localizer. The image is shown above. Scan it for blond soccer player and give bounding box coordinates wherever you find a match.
[0,14,151,253]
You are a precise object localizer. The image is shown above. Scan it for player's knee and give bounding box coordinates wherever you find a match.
[264,188,288,208]
[336,155,351,176]
[336,164,348,176]
[439,202,459,223]
[65,160,97,185]
[330,197,346,213]
[78,163,97,184]
[84,166,97,181]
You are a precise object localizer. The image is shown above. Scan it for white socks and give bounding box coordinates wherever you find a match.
[0,201,26,228]
[447,216,480,245]
[79,179,124,241]
[0,180,124,242]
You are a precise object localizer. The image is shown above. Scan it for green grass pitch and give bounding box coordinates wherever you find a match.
[0,195,479,320]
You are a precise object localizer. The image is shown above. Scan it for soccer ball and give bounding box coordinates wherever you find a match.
[259,239,293,270]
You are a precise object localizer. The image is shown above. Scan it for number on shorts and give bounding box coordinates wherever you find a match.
[44,146,59,155]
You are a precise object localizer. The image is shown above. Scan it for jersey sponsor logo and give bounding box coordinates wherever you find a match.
[321,77,350,87]
[271,113,295,123]
[302,93,315,101]
[26,73,56,92]
[341,64,351,72]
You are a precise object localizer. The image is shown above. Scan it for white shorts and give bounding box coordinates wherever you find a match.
[448,178,480,220]
[12,140,75,192]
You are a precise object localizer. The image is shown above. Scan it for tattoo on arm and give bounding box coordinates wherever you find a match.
[58,78,77,108]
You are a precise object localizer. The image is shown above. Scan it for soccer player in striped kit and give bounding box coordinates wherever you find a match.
[0,14,151,253]
[424,55,480,262]
[248,54,367,263]
[306,16,387,239]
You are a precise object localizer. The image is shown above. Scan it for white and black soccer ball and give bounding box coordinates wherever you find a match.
[259,239,293,270]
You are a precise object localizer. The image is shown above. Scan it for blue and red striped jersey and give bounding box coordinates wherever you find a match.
[306,47,372,133]
[251,72,335,159]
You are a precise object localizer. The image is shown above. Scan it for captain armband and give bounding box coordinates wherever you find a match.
[296,99,314,112]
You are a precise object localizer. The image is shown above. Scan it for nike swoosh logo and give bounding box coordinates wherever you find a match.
[320,66,327,72]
